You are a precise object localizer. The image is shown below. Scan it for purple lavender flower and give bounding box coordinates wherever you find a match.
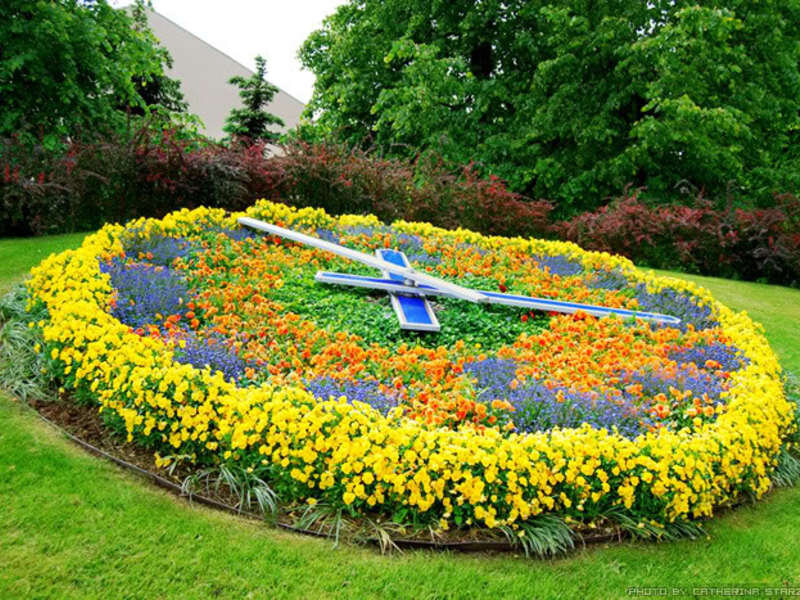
[509,381,651,438]
[587,269,715,330]
[304,377,399,414]
[588,269,631,290]
[463,357,519,398]
[121,232,196,267]
[529,254,583,277]
[216,227,258,242]
[315,229,341,244]
[171,330,249,382]
[463,354,734,438]
[100,258,191,329]
[464,358,651,438]
[633,286,715,331]
[669,341,748,372]
[620,363,728,410]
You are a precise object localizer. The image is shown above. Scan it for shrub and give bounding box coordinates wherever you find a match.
[1,135,551,239]
[270,141,553,238]
[269,140,412,219]
[0,128,280,236]
[556,189,800,286]
[2,131,797,286]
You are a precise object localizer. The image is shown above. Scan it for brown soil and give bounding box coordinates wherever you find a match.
[32,398,189,485]
[27,397,626,552]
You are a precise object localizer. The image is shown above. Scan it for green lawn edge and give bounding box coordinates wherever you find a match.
[2,235,799,599]
[0,233,89,295]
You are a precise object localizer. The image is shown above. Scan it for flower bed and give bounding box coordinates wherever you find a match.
[26,200,795,542]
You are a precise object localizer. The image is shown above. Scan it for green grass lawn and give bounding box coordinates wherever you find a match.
[2,236,799,599]
[0,233,88,294]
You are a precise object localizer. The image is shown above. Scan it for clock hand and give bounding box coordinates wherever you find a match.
[315,271,681,325]
[238,216,489,304]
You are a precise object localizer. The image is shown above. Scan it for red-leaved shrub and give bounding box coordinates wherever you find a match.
[1,131,258,235]
[555,188,800,286]
[2,130,798,286]
[268,142,554,238]
[1,133,551,239]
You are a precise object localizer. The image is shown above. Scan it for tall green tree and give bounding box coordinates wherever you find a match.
[300,0,800,211]
[125,0,187,117]
[0,0,185,149]
[223,55,284,143]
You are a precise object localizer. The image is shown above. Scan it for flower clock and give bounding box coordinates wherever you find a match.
[26,199,796,550]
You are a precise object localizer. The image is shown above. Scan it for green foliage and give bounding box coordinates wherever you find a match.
[182,464,279,517]
[125,1,187,117]
[223,55,285,143]
[269,270,552,352]
[300,0,800,211]
[0,0,185,148]
[500,515,576,557]
[214,232,551,352]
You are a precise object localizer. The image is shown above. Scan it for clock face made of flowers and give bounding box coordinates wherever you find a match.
[31,202,792,537]
[238,217,681,333]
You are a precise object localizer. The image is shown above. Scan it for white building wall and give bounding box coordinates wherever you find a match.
[144,10,305,140]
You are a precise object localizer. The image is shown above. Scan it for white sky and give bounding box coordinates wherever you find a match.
[114,1,346,103]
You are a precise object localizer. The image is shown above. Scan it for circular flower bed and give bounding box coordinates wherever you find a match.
[26,200,795,543]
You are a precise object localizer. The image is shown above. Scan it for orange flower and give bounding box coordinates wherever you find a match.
[652,403,670,419]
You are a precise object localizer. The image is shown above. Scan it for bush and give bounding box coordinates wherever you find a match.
[3,130,797,286]
[1,134,551,239]
[555,189,800,287]
[269,140,412,219]
[270,141,553,238]
[0,129,281,236]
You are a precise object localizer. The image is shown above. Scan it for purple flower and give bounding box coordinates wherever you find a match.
[588,269,630,290]
[464,358,652,437]
[509,381,650,438]
[100,258,191,329]
[620,365,728,407]
[529,254,583,277]
[633,286,715,331]
[463,355,735,438]
[587,269,715,330]
[304,377,399,414]
[669,341,748,372]
[171,329,249,382]
[121,231,196,267]
[315,229,341,244]
[217,227,258,242]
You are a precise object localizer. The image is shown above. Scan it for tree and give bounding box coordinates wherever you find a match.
[223,55,284,143]
[126,1,187,117]
[300,0,800,212]
[0,0,185,149]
